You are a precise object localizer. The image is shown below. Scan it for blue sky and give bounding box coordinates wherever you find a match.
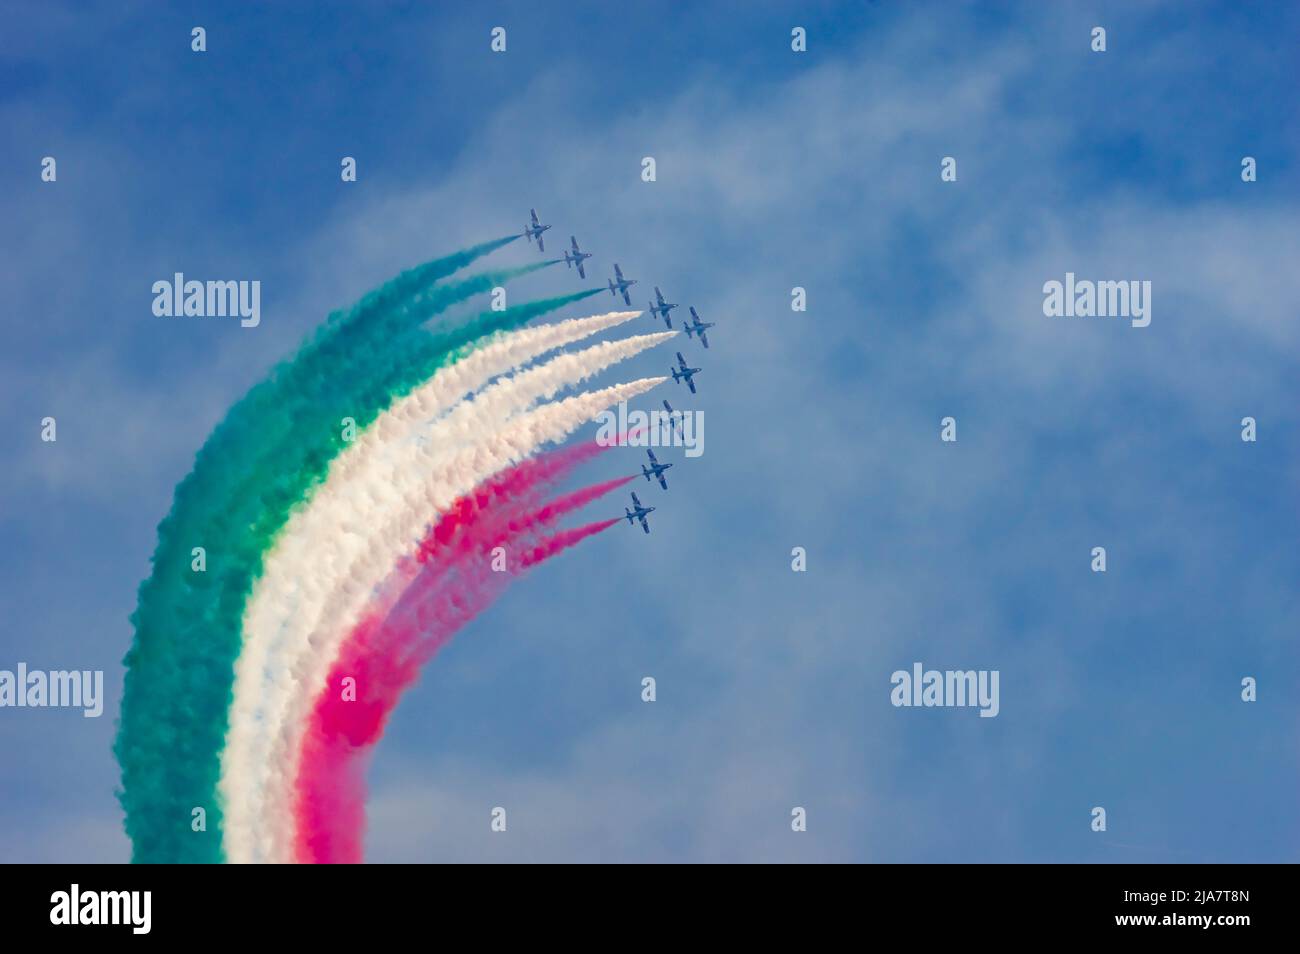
[1,1,1297,862]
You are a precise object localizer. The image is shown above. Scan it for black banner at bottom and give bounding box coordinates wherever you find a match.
[0,863,1281,940]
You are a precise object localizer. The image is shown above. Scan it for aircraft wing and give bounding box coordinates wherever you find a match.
[537,235,544,252]
[656,473,668,490]
[530,208,540,227]
[686,377,697,394]
[631,492,642,507]
[614,263,624,281]
[676,351,688,370]
[576,260,586,280]
[646,449,659,464]
[621,288,631,306]
[698,329,709,349]
[639,514,651,533]
[570,236,580,252]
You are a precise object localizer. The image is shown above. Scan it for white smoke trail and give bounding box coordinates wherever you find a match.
[222,324,669,862]
[222,311,639,863]
[262,376,666,862]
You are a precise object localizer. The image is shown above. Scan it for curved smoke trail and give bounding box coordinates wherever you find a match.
[119,241,571,861]
[223,322,667,861]
[294,472,634,863]
[259,377,666,861]
[117,236,662,864]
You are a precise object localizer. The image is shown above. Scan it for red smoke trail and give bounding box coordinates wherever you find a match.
[520,519,622,568]
[391,481,631,677]
[482,476,632,551]
[415,437,616,557]
[368,437,615,616]
[293,463,629,863]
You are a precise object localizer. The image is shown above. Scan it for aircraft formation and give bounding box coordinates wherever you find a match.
[523,207,719,536]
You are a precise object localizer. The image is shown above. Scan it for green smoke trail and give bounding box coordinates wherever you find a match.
[118,239,520,862]
[117,259,598,862]
[131,239,523,644]
[299,235,520,358]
